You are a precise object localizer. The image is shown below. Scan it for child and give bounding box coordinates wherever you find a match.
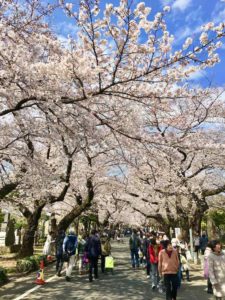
[180,254,190,282]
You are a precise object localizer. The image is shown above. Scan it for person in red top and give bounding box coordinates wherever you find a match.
[149,237,162,290]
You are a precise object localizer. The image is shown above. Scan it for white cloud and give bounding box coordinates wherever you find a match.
[175,26,192,42]
[160,0,192,12]
[213,8,225,24]
[52,21,78,37]
[57,34,69,45]
[185,5,203,23]
[161,0,172,5]
[174,25,201,44]
[187,69,207,81]
[211,2,225,24]
[172,0,192,11]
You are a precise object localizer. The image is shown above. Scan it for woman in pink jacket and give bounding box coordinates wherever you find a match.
[158,241,179,300]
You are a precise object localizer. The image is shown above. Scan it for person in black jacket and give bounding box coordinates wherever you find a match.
[55,230,65,277]
[143,233,151,278]
[85,230,102,282]
[129,229,141,269]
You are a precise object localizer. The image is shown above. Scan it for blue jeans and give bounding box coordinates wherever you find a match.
[151,263,159,286]
[130,249,139,268]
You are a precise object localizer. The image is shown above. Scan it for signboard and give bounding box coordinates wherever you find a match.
[175,228,181,238]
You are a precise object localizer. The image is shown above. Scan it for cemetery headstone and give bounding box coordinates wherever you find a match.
[0,213,10,246]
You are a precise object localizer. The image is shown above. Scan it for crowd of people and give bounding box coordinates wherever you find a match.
[128,229,225,300]
[53,229,112,282]
[42,228,225,300]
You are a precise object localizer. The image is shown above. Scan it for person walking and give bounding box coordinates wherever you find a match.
[63,230,78,281]
[158,241,179,300]
[55,229,65,277]
[43,231,54,256]
[100,232,111,273]
[149,237,161,290]
[143,233,151,278]
[200,232,208,255]
[208,240,225,300]
[204,242,213,294]
[129,229,141,269]
[77,233,87,275]
[85,229,102,282]
[180,252,190,282]
[194,234,200,260]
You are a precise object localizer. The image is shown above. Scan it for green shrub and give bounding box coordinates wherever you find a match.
[16,255,48,273]
[0,267,8,285]
[16,257,36,273]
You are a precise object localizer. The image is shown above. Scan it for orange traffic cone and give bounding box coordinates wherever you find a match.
[35,260,46,285]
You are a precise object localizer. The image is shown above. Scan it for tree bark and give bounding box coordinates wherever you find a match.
[18,205,44,257]
[207,215,217,239]
[57,177,94,233]
[0,183,18,199]
[57,199,92,233]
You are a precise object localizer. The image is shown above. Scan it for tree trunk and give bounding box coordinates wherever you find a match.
[57,203,91,233]
[19,206,44,258]
[73,218,79,235]
[189,211,204,235]
[178,217,190,241]
[50,214,58,240]
[207,214,217,239]
[19,226,36,257]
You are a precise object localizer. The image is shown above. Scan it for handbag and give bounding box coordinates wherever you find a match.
[105,255,114,269]
[82,253,89,265]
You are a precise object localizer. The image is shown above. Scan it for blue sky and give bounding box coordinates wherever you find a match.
[50,0,225,88]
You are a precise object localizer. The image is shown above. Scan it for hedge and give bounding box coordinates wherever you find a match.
[16,255,48,273]
[0,267,8,285]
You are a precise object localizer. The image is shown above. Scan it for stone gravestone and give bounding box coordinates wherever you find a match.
[15,229,19,245]
[0,213,10,247]
[0,232,6,247]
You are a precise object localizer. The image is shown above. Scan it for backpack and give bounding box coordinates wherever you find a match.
[56,234,65,256]
[130,236,139,250]
[87,236,100,258]
[66,235,77,255]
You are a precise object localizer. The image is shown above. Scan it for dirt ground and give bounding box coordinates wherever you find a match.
[0,256,17,272]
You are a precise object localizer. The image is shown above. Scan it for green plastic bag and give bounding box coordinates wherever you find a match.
[105,256,114,269]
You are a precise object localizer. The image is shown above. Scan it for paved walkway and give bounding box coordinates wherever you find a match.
[0,240,214,300]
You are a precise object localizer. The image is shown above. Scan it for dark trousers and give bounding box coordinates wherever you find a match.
[164,274,179,300]
[89,256,98,281]
[130,249,139,268]
[101,255,106,273]
[207,278,213,293]
[146,260,151,276]
[56,254,64,274]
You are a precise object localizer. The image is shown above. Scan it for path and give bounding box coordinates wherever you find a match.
[0,240,215,300]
